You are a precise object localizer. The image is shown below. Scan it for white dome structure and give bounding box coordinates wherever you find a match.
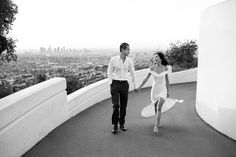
[196,0,236,140]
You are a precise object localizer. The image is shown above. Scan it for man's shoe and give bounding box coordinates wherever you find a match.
[120,125,127,131]
[112,126,118,134]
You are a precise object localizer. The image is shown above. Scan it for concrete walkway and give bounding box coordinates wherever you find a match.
[22,83,236,157]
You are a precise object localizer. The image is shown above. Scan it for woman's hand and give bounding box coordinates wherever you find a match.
[167,93,170,98]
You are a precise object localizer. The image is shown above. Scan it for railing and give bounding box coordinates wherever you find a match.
[0,68,197,157]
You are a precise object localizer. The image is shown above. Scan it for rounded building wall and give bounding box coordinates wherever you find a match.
[196,0,236,140]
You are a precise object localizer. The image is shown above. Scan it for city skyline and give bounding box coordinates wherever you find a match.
[11,0,225,50]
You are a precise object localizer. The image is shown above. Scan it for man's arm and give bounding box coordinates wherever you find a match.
[107,58,113,84]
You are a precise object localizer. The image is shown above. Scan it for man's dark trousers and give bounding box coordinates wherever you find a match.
[110,80,129,127]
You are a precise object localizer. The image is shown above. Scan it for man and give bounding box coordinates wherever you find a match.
[107,42,137,134]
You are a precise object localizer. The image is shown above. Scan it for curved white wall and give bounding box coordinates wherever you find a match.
[0,68,197,157]
[68,68,197,117]
[196,0,236,140]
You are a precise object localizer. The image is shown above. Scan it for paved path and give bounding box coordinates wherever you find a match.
[23,83,236,157]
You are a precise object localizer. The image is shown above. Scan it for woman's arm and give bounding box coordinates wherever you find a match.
[137,73,151,92]
[165,74,170,97]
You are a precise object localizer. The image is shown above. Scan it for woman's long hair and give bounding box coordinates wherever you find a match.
[153,52,169,66]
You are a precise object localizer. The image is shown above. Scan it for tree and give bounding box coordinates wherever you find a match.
[0,0,18,65]
[64,75,83,94]
[0,79,13,99]
[165,40,198,71]
[34,72,47,83]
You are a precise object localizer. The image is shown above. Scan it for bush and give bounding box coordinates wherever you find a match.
[165,40,198,71]
[0,80,13,99]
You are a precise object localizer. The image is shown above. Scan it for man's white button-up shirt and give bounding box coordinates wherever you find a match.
[107,55,136,89]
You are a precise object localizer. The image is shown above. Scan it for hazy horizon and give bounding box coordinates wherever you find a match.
[11,0,225,51]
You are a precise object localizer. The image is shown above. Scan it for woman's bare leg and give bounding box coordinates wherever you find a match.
[153,97,165,132]
[154,99,159,114]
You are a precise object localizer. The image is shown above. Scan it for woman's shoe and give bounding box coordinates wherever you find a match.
[153,126,158,133]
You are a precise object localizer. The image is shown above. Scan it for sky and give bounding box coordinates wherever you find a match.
[10,0,226,51]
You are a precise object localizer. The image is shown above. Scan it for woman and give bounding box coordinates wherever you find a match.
[137,52,170,133]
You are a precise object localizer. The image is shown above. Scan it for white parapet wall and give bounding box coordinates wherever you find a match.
[67,79,111,118]
[197,0,236,140]
[0,78,69,157]
[0,68,197,157]
[67,68,197,118]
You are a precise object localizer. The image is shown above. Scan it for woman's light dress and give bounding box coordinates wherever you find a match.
[141,67,183,118]
[149,68,169,103]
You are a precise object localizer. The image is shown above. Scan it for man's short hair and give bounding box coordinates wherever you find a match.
[120,43,129,52]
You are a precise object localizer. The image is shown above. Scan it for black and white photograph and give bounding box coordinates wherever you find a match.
[1,0,236,157]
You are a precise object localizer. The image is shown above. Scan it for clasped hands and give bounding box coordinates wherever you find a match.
[134,88,140,92]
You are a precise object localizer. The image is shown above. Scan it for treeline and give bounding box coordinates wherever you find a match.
[134,40,198,72]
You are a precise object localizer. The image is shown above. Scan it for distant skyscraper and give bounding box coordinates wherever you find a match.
[40,47,46,53]
[57,47,60,53]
